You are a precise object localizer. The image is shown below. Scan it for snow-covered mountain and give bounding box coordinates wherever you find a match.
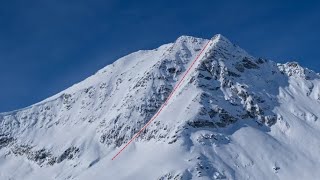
[1,34,320,180]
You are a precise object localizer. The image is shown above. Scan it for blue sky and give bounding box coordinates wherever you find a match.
[0,0,319,112]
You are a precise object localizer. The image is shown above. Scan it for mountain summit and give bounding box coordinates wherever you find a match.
[1,34,320,180]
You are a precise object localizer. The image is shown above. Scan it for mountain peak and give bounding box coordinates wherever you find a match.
[212,33,229,42]
[175,35,207,45]
[278,61,319,79]
[175,34,231,44]
[210,33,235,48]
[174,34,237,54]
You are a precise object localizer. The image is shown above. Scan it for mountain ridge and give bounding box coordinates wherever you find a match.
[0,34,317,115]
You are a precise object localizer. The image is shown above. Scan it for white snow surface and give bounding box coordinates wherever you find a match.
[1,34,320,180]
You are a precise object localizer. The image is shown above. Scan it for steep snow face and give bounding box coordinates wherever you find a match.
[1,34,320,180]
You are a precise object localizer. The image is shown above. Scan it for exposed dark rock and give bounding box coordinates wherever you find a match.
[242,57,259,69]
[0,134,14,149]
[227,70,241,77]
[31,149,53,164]
[198,73,205,78]
[263,115,277,126]
[287,62,299,67]
[11,145,54,165]
[115,136,125,147]
[57,147,80,163]
[167,67,176,74]
[208,110,218,118]
[217,110,237,127]
[188,121,216,128]
[10,144,79,166]
[235,62,245,72]
[256,58,265,64]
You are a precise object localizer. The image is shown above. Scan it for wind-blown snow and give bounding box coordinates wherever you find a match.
[0,34,320,180]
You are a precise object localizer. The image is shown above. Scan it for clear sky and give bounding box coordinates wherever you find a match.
[0,0,319,112]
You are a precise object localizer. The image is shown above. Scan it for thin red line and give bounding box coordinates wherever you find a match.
[111,40,210,160]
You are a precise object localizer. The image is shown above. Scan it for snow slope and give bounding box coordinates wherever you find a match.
[0,34,320,180]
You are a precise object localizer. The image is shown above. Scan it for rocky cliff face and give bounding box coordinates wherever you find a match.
[1,34,320,180]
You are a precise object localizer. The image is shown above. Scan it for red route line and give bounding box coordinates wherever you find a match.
[111,40,211,160]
